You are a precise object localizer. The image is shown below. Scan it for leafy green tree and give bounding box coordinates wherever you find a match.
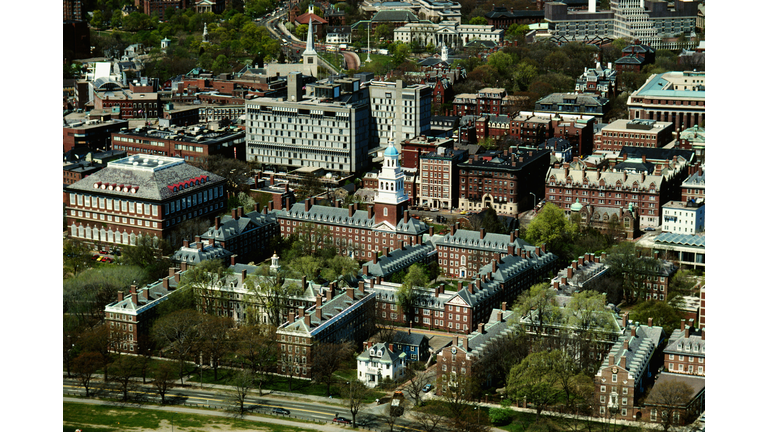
[121,235,173,280]
[506,350,566,421]
[91,10,104,28]
[513,282,561,339]
[290,255,323,280]
[245,267,304,328]
[64,238,92,278]
[319,255,360,283]
[296,24,309,40]
[480,206,509,234]
[235,324,279,395]
[212,54,230,74]
[375,24,391,41]
[64,265,149,328]
[391,42,412,66]
[524,203,577,266]
[469,17,487,25]
[111,10,123,29]
[397,264,429,325]
[629,301,683,336]
[604,242,659,304]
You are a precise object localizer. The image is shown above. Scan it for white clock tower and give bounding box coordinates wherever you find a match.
[375,138,409,226]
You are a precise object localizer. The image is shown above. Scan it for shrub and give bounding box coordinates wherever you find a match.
[489,407,516,426]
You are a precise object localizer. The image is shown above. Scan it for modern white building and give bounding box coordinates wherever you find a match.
[367,80,433,151]
[394,22,504,49]
[245,73,371,174]
[356,342,407,387]
[413,0,461,22]
[662,200,704,234]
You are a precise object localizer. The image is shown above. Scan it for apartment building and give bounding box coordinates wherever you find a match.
[661,200,704,234]
[594,119,674,153]
[368,80,433,150]
[664,320,704,377]
[111,125,246,162]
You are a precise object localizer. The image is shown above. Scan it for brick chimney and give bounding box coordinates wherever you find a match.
[162,277,169,289]
[130,285,138,305]
[434,286,440,297]
[684,323,690,338]
[561,276,567,285]
[478,323,485,334]
[567,267,573,279]
[298,306,304,318]
[680,319,686,332]
[383,247,389,256]
[241,269,247,284]
[373,252,378,264]
[536,246,541,256]
[305,198,311,212]
[359,280,366,294]
[648,317,654,327]
[609,354,615,365]
[631,325,637,337]
[232,208,238,220]
[467,282,474,294]
[183,239,189,248]
[302,276,307,290]
[268,201,274,211]
[620,355,627,369]
[389,343,395,352]
[479,228,485,239]
[492,259,498,273]
[215,216,220,230]
[429,226,434,236]
[578,256,584,266]
[269,174,275,185]
[553,280,560,290]
[497,310,503,321]
[180,262,188,271]
[701,328,705,340]
[363,265,369,276]
[349,204,355,217]
[255,202,261,213]
[622,312,629,328]
[169,267,176,278]
[368,206,374,219]
[117,291,124,302]
[347,287,355,300]
[315,295,323,316]
[326,286,334,301]
[238,206,244,218]
[404,210,410,223]
[230,254,237,266]
[196,239,203,250]
[507,245,515,255]
[304,314,311,327]
[289,310,295,323]
[622,339,629,350]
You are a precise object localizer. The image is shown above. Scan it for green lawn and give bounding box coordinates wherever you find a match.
[63,401,315,432]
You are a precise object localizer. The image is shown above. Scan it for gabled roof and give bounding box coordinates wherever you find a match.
[357,342,403,363]
[597,324,665,381]
[361,243,436,278]
[393,330,427,347]
[171,242,233,264]
[664,328,705,356]
[295,12,328,25]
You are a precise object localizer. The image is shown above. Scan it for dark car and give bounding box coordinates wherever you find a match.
[272,407,290,415]
[644,227,656,231]
[333,417,351,424]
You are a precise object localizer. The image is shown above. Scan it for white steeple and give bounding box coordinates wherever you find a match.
[376,137,407,205]
[270,252,281,274]
[303,13,316,56]
[441,45,448,62]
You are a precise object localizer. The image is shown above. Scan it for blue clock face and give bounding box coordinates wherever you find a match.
[451,347,456,354]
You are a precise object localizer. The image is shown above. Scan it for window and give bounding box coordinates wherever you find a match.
[612,374,617,382]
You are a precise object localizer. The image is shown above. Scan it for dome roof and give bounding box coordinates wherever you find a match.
[384,144,399,157]
[570,198,583,212]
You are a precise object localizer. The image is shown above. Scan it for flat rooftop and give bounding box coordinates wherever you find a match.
[108,154,186,172]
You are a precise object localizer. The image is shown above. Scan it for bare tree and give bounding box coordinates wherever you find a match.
[644,379,695,432]
[227,370,255,418]
[312,341,354,396]
[73,352,102,397]
[401,366,431,408]
[414,409,447,432]
[245,267,304,328]
[343,379,372,427]
[198,314,235,382]
[235,324,279,395]
[151,309,203,385]
[152,361,176,404]
[110,355,141,401]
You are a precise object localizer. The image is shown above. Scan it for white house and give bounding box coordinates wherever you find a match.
[662,201,704,234]
[356,342,407,388]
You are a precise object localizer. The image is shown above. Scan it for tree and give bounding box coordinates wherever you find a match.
[111,355,141,401]
[63,238,92,278]
[524,203,577,266]
[296,24,309,40]
[152,361,176,404]
[479,206,509,234]
[111,10,123,29]
[73,352,102,397]
[473,329,528,388]
[121,234,173,281]
[629,300,683,336]
[235,324,279,395]
[151,309,203,385]
[296,172,324,201]
[343,380,371,427]
[401,366,431,408]
[468,17,487,25]
[513,282,562,339]
[228,370,255,417]
[391,42,412,66]
[604,242,659,304]
[320,255,360,284]
[64,265,149,328]
[245,267,304,328]
[564,290,614,373]
[644,379,695,432]
[439,374,481,429]
[80,324,116,382]
[505,350,565,421]
[91,10,104,28]
[181,259,233,316]
[198,315,235,381]
[191,155,254,197]
[312,341,353,396]
[212,54,230,74]
[289,256,323,280]
[397,264,429,325]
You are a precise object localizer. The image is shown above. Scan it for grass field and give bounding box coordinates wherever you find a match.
[63,402,316,432]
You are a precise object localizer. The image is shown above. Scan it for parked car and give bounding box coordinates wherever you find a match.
[422,384,432,393]
[333,417,351,424]
[644,227,656,231]
[430,208,439,212]
[272,407,290,415]
[460,210,467,215]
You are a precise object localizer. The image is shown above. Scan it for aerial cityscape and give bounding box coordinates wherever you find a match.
[62,1,708,431]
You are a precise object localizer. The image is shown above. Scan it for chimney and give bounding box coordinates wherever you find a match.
[215,216,220,229]
[601,251,607,262]
[571,260,578,270]
[554,280,560,290]
[648,317,654,327]
[183,239,189,248]
[270,174,275,185]
[541,243,546,253]
[349,204,355,217]
[304,314,311,327]
[358,280,365,294]
[468,282,474,294]
[642,154,646,163]
[429,226,434,236]
[305,198,311,212]
[363,265,369,276]
[622,312,629,328]
[457,281,463,291]
[230,254,237,266]
[238,206,244,218]
[681,319,686,332]
[373,252,378,264]
[232,208,238,220]
[347,287,355,300]
[241,269,247,284]
[130,285,138,305]
[701,328,705,340]
[461,336,468,349]
[609,354,615,365]
[315,295,322,314]
[492,259,498,273]
[451,224,456,235]
[117,291,124,302]
[567,267,573,279]
[383,247,389,256]
[208,238,214,246]
[326,285,334,301]
[169,267,176,278]
[196,240,203,250]
[631,325,637,337]
[497,310,503,321]
[389,343,395,352]
[368,206,374,219]
[162,277,169,289]
[479,228,485,239]
[302,276,307,290]
[507,245,514,255]
[684,324,690,338]
[434,286,440,297]
[478,323,485,334]
[514,229,519,239]
[255,202,261,213]
[268,201,274,211]
[620,355,627,369]
[452,335,459,347]
[561,276,567,286]
[404,210,410,223]
[622,339,629,350]
[578,256,584,266]
[180,262,188,271]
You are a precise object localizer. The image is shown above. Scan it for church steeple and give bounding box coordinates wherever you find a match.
[374,137,409,227]
[303,12,316,56]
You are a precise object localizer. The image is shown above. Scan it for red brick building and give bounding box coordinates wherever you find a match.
[135,0,191,19]
[400,136,453,170]
[663,321,705,376]
[485,6,544,30]
[418,147,467,210]
[111,125,246,162]
[65,155,227,248]
[595,119,674,153]
[681,164,704,204]
[458,147,551,215]
[509,112,551,145]
[63,119,129,152]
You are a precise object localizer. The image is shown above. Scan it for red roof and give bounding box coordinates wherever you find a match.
[295,13,328,25]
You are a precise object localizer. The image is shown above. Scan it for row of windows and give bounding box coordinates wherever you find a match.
[70,194,159,217]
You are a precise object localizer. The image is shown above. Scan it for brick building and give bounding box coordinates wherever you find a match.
[276,281,377,379]
[401,136,454,170]
[594,119,674,153]
[641,372,705,427]
[571,200,640,240]
[509,112,595,158]
[63,119,129,152]
[198,206,280,264]
[664,320,705,377]
[65,155,227,247]
[627,71,705,130]
[435,307,515,396]
[135,1,191,19]
[575,62,617,98]
[275,142,429,260]
[111,124,246,162]
[361,242,437,280]
[593,320,666,421]
[457,147,550,215]
[535,93,610,122]
[92,78,163,120]
[484,6,544,30]
[544,155,690,226]
[680,164,704,204]
[418,147,467,210]
[614,43,656,75]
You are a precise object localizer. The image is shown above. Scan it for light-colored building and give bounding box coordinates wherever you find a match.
[627,71,705,131]
[245,73,370,174]
[356,342,408,387]
[394,22,504,49]
[575,62,617,97]
[653,232,705,271]
[368,80,433,151]
[413,0,461,22]
[662,200,704,234]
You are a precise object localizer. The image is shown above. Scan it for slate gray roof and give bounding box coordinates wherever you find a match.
[598,324,664,382]
[461,308,516,358]
[436,229,529,254]
[274,203,428,235]
[356,342,403,363]
[546,166,666,191]
[201,210,277,242]
[645,372,705,405]
[105,272,182,316]
[65,155,225,202]
[613,161,657,173]
[536,93,609,108]
[664,328,705,357]
[615,55,644,65]
[370,280,452,310]
[618,147,695,163]
[171,242,233,265]
[682,170,704,187]
[278,287,375,336]
[371,9,420,23]
[393,330,427,347]
[361,243,436,278]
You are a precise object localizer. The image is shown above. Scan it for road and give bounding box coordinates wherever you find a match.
[63,378,429,431]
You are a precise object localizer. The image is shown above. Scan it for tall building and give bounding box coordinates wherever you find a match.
[65,155,227,247]
[245,73,370,174]
[63,0,83,21]
[627,71,705,130]
[368,80,433,151]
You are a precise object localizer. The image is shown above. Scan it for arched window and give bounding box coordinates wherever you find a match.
[461,255,466,265]
[85,226,92,239]
[122,231,129,244]
[383,207,388,216]
[70,223,78,237]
